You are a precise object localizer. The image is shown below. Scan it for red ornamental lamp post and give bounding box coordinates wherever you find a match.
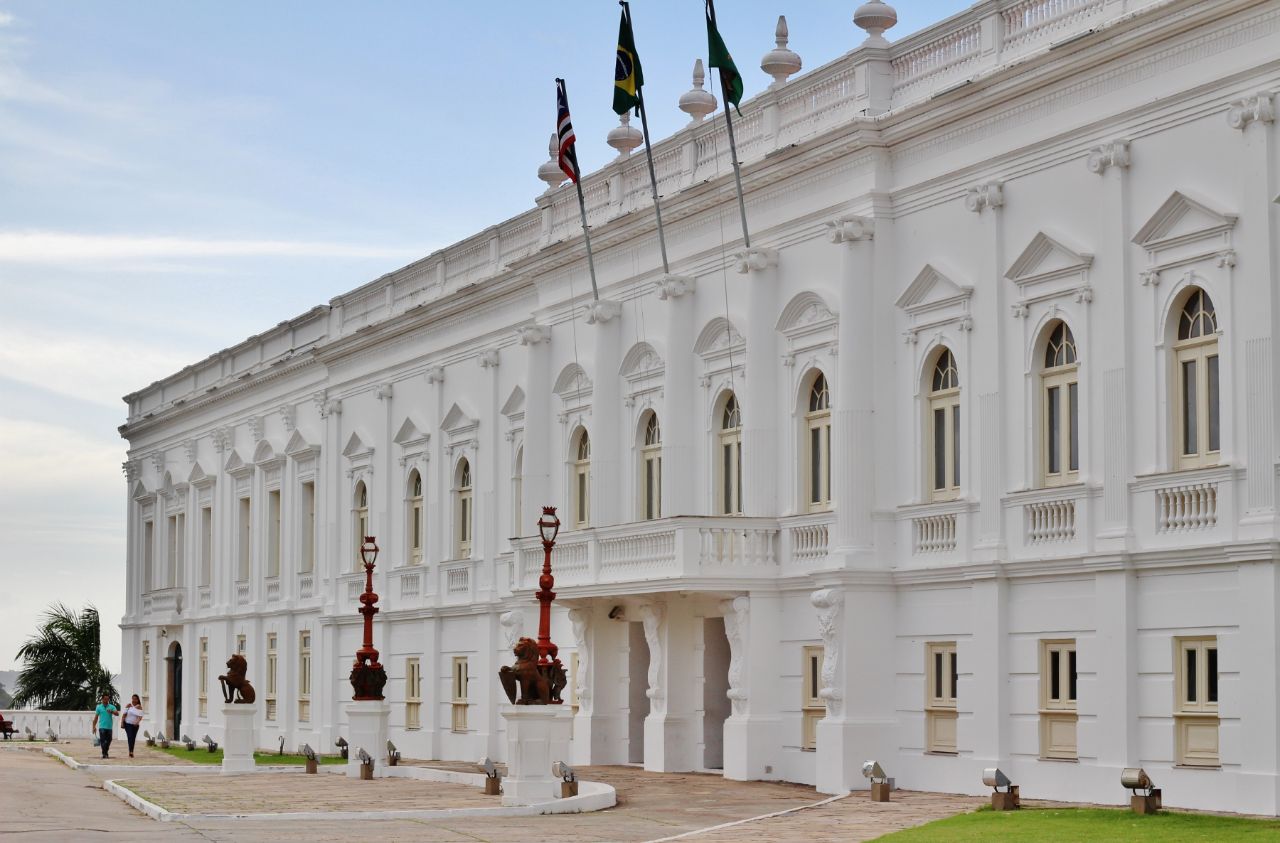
[535,507,564,684]
[349,536,388,700]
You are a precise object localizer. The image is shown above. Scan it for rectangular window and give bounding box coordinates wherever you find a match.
[1046,386,1061,474]
[451,656,469,732]
[575,470,589,527]
[298,631,311,721]
[1067,382,1079,472]
[925,642,958,754]
[199,506,212,587]
[266,490,281,579]
[933,408,946,491]
[952,406,961,486]
[1039,639,1078,759]
[1182,359,1198,456]
[300,481,316,573]
[1175,636,1219,766]
[801,645,824,751]
[405,657,422,729]
[411,499,423,561]
[265,633,278,721]
[198,637,209,718]
[236,634,246,655]
[237,497,251,581]
[143,520,155,591]
[1206,355,1220,453]
[458,492,472,557]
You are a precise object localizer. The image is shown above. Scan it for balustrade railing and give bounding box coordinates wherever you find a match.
[235,582,251,605]
[298,573,314,599]
[1026,498,1077,543]
[913,513,958,554]
[444,565,470,595]
[1157,482,1218,533]
[264,577,281,603]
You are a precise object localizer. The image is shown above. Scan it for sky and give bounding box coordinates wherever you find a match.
[0,0,970,675]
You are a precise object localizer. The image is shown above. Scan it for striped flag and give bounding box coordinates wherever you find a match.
[556,78,580,184]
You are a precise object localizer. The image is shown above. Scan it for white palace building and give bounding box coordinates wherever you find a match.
[119,0,1280,815]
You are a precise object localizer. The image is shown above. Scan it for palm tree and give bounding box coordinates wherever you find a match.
[11,604,117,710]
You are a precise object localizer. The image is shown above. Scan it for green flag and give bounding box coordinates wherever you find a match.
[705,0,743,115]
[613,3,643,116]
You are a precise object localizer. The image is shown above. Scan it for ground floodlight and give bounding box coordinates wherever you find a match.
[387,740,401,766]
[552,761,576,782]
[143,730,152,740]
[479,756,498,778]
[861,760,887,782]
[983,768,1012,791]
[862,760,891,802]
[1122,768,1161,815]
[202,735,218,752]
[335,736,349,759]
[479,756,501,794]
[182,735,197,751]
[301,743,316,761]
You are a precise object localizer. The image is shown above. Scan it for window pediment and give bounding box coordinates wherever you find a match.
[1006,232,1093,314]
[1134,192,1236,271]
[776,291,838,355]
[553,363,593,400]
[188,461,215,488]
[224,449,253,478]
[393,417,430,451]
[284,429,320,461]
[500,386,526,422]
[896,264,973,339]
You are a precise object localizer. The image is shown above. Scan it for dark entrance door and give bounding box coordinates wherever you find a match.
[166,642,183,738]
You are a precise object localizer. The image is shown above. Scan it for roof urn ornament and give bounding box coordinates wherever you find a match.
[606,112,644,158]
[761,15,802,87]
[678,59,718,125]
[854,0,898,47]
[537,132,565,191]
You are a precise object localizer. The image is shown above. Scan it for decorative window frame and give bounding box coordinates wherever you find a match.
[452,454,475,560]
[553,363,593,429]
[776,290,839,369]
[924,640,959,755]
[567,425,591,531]
[1134,192,1236,472]
[502,386,526,540]
[796,368,833,515]
[286,430,320,577]
[1038,638,1078,760]
[916,339,966,504]
[636,409,662,521]
[695,317,746,392]
[395,417,430,567]
[895,263,974,345]
[621,342,666,521]
[711,389,744,516]
[1173,635,1220,767]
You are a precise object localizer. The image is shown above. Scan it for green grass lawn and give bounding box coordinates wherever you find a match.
[156,744,345,765]
[875,806,1280,842]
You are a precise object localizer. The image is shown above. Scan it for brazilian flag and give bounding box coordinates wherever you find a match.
[706,0,743,115]
[613,3,643,116]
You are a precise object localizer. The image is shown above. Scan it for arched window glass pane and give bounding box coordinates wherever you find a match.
[1179,290,1218,340]
[1044,322,1077,368]
[932,350,959,392]
[357,483,367,507]
[577,432,591,460]
[411,472,422,497]
[722,394,741,430]
[644,414,661,446]
[459,460,471,488]
[808,374,830,412]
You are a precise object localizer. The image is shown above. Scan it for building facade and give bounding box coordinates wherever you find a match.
[119,0,1280,815]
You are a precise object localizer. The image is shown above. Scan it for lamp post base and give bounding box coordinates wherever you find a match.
[220,704,258,775]
[500,704,573,806]
[346,700,390,779]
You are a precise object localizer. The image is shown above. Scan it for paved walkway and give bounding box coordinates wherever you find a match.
[0,743,982,842]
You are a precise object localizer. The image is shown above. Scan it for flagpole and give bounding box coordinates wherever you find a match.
[622,1,670,275]
[721,101,751,250]
[571,165,601,302]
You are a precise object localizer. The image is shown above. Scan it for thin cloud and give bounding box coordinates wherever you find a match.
[0,231,420,264]
[0,12,13,27]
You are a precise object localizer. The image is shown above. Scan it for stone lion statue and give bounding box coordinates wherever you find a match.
[218,654,256,704]
[499,637,558,705]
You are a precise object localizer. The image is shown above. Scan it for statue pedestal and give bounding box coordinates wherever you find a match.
[500,704,573,806]
[346,700,391,779]
[221,704,258,775]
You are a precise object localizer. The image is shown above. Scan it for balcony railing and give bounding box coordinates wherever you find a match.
[1156,481,1218,533]
[511,516,780,591]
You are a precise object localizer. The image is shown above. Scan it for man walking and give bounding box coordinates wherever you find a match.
[90,692,118,759]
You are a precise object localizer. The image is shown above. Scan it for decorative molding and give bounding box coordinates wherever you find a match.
[720,597,750,717]
[375,383,394,401]
[479,349,500,369]
[284,429,321,462]
[148,451,166,475]
[655,274,696,300]
[553,363,593,400]
[1133,191,1237,279]
[1005,231,1094,314]
[810,588,844,718]
[638,603,666,714]
[247,415,264,442]
[342,431,375,477]
[585,299,623,325]
[620,341,665,382]
[516,324,551,346]
[568,608,592,712]
[1227,91,1275,130]
[122,459,142,484]
[964,181,1003,213]
[896,263,974,342]
[182,439,198,465]
[826,215,874,244]
[499,610,524,650]
[212,427,232,454]
[393,417,430,454]
[1085,139,1130,174]
[734,247,779,274]
[426,366,447,384]
[279,404,295,433]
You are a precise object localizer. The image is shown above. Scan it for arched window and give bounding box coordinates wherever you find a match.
[928,349,960,501]
[572,430,591,529]
[719,393,743,515]
[1174,288,1220,469]
[454,459,472,558]
[353,481,369,571]
[805,372,832,512]
[640,412,662,521]
[1041,321,1079,486]
[407,470,424,564]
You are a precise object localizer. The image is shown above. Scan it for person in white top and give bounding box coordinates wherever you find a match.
[122,694,144,758]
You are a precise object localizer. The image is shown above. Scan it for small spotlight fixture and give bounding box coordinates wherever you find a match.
[478,756,501,795]
[357,746,374,780]
[552,760,578,798]
[156,732,169,749]
[335,736,349,760]
[387,740,401,766]
[1121,767,1161,815]
[143,730,155,747]
[201,734,218,753]
[862,760,891,802]
[982,767,1019,811]
[300,742,318,773]
[182,734,197,751]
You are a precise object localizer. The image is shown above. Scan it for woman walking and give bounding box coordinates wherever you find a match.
[121,694,144,758]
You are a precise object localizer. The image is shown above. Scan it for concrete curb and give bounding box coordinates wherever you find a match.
[102,763,616,822]
[642,793,851,842]
[38,745,306,775]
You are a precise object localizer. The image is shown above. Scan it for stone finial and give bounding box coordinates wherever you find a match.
[537,132,565,191]
[606,112,644,158]
[678,59,718,125]
[853,0,897,47]
[761,15,802,87]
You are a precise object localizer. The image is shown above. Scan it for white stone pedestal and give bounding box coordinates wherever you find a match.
[346,699,391,779]
[500,704,573,806]
[221,703,258,775]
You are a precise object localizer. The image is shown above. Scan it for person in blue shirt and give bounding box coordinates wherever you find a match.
[90,693,119,759]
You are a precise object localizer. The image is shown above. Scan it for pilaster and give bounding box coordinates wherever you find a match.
[640,601,695,772]
[519,326,553,533]
[657,276,697,516]
[740,248,780,516]
[722,592,782,781]
[588,301,623,527]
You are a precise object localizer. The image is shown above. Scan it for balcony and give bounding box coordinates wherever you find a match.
[1003,484,1092,559]
[142,586,185,617]
[511,516,780,593]
[897,499,973,563]
[1131,465,1235,548]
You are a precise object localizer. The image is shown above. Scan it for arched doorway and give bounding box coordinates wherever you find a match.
[165,640,183,738]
